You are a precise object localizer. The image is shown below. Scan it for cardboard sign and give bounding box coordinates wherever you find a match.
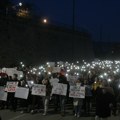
[7,82,18,92]
[15,87,29,99]
[0,86,7,101]
[69,86,85,98]
[52,83,67,96]
[32,84,46,96]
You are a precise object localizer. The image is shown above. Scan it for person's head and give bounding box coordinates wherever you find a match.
[75,79,81,83]
[42,78,50,85]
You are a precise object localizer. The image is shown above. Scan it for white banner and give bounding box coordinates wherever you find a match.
[69,86,85,98]
[15,87,29,99]
[0,86,7,101]
[52,83,67,96]
[7,82,18,92]
[32,84,46,96]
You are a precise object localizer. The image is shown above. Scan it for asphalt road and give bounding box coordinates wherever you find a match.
[0,110,120,120]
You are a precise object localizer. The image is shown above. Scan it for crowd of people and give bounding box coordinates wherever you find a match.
[0,60,120,120]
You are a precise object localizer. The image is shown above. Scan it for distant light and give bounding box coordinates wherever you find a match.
[100,75,103,78]
[66,74,68,77]
[19,2,22,6]
[108,79,111,82]
[48,72,51,75]
[104,73,107,76]
[31,81,34,84]
[20,75,23,78]
[22,64,25,67]
[20,62,23,65]
[43,19,47,23]
[38,72,41,75]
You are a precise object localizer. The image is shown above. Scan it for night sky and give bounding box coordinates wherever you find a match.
[12,0,120,42]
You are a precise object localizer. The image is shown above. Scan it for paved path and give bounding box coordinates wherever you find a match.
[0,110,120,120]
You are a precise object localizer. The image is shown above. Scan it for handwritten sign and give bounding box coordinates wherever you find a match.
[7,82,18,92]
[52,83,67,96]
[0,86,7,101]
[32,84,46,96]
[69,86,85,98]
[15,87,29,99]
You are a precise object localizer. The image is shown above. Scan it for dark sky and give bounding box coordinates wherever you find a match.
[13,0,120,42]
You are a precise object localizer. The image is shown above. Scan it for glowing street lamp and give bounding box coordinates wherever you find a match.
[43,19,47,24]
[19,2,23,7]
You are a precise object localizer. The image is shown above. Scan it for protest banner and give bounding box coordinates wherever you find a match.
[15,87,29,99]
[32,84,46,96]
[7,82,18,92]
[52,83,67,96]
[0,86,7,101]
[69,85,85,98]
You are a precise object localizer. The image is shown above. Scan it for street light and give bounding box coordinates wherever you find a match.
[19,2,23,7]
[43,18,48,24]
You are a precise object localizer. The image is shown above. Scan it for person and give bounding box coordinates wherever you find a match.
[0,73,8,109]
[73,79,83,118]
[7,74,20,112]
[95,80,114,120]
[42,78,52,115]
[83,79,92,116]
[50,73,60,112]
[58,71,69,116]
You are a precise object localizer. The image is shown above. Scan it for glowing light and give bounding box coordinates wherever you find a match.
[20,75,23,78]
[48,72,51,75]
[43,19,47,23]
[66,74,68,77]
[22,64,25,67]
[38,72,41,75]
[100,75,103,78]
[104,73,107,76]
[31,81,34,84]
[19,2,22,6]
[108,79,111,82]
[33,72,35,74]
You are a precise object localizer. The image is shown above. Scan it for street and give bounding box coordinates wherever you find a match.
[0,110,120,120]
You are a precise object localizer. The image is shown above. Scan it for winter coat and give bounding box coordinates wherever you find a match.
[95,87,114,118]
